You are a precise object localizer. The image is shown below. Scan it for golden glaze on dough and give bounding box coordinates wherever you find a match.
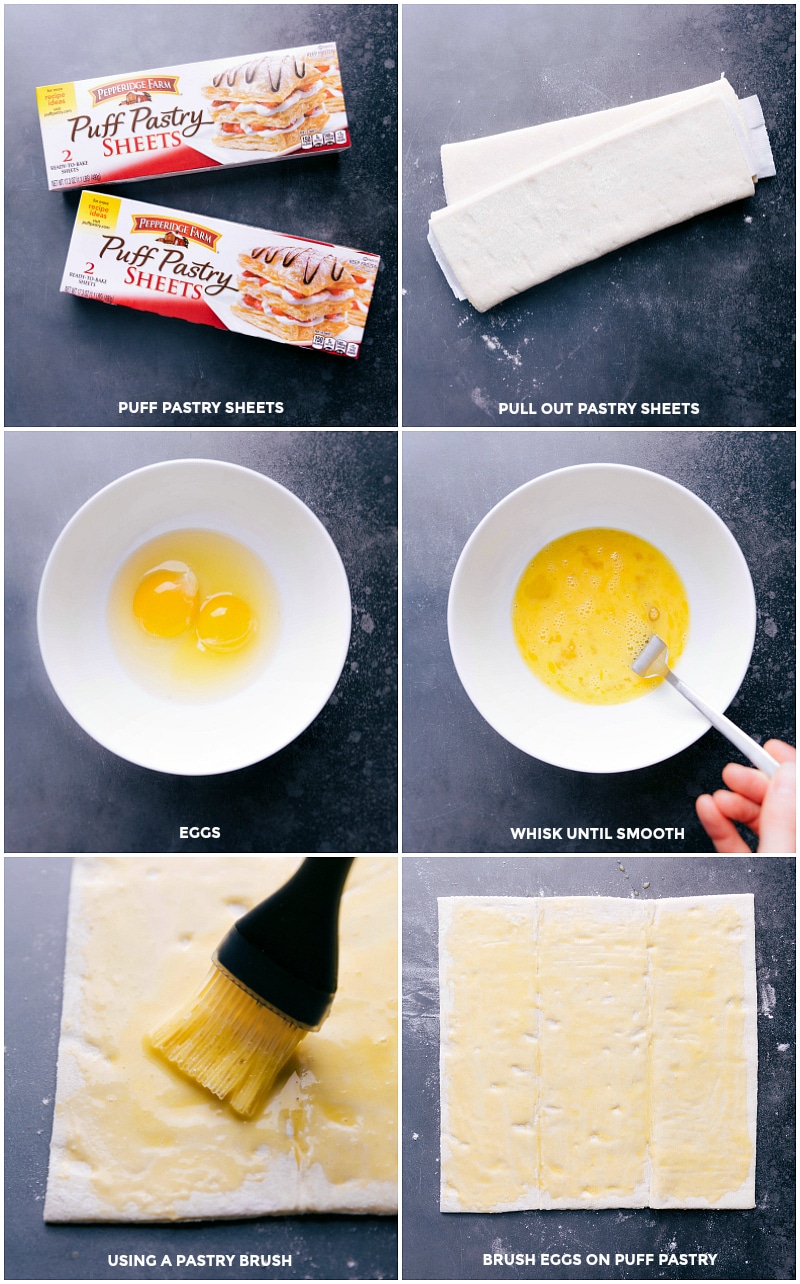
[439,894,756,1211]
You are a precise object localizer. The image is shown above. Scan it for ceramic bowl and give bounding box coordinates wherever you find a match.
[38,459,351,775]
[448,463,756,773]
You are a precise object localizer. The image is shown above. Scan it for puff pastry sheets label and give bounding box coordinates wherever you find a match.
[37,43,349,191]
[439,895,757,1212]
[45,857,397,1222]
[429,79,771,313]
[61,191,379,357]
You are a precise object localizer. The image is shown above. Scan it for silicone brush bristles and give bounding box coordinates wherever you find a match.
[150,964,307,1118]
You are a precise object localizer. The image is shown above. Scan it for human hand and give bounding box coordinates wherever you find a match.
[696,740,796,853]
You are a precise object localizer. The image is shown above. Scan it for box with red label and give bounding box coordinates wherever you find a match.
[37,42,349,190]
[61,191,379,358]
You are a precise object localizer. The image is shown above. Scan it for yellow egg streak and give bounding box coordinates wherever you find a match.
[109,529,279,702]
[512,528,690,705]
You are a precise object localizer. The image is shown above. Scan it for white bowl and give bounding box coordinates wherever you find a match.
[448,463,756,773]
[38,459,351,775]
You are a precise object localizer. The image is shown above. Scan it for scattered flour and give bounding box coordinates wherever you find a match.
[481,333,523,367]
[758,981,776,1018]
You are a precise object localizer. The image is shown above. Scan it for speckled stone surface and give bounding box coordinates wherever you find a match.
[402,431,795,854]
[402,856,795,1281]
[402,4,795,428]
[4,858,398,1280]
[6,4,397,427]
[5,432,397,853]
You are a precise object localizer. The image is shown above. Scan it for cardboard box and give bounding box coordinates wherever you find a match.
[37,42,349,190]
[61,191,379,358]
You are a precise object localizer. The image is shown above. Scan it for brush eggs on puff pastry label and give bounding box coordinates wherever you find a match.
[44,857,398,1221]
[439,894,756,1212]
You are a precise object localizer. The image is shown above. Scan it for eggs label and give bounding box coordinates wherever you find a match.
[512,528,690,705]
[179,827,221,838]
[108,528,279,702]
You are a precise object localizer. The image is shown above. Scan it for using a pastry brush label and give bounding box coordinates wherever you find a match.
[62,191,379,357]
[36,43,349,190]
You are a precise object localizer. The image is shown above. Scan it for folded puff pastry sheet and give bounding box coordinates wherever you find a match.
[439,895,757,1212]
[44,857,397,1222]
[429,79,771,312]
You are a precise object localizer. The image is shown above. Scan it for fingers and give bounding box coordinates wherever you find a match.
[695,793,752,854]
[712,789,761,833]
[720,744,794,801]
[698,740,795,854]
[758,762,797,854]
[721,762,769,805]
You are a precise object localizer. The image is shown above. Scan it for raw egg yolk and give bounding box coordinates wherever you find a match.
[196,594,255,653]
[133,563,198,638]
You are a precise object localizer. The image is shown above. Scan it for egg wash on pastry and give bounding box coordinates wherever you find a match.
[512,528,689,704]
[109,529,279,701]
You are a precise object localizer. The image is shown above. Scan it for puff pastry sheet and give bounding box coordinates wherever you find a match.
[439,895,757,1212]
[44,858,397,1222]
[429,79,771,312]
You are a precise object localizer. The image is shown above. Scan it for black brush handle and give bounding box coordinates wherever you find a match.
[215,858,354,1029]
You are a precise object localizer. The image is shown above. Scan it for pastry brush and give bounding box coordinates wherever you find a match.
[632,635,780,775]
[150,857,354,1117]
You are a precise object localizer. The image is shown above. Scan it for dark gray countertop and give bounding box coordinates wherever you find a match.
[401,856,795,1281]
[5,4,397,427]
[4,858,398,1281]
[5,432,397,853]
[402,431,795,854]
[402,4,795,428]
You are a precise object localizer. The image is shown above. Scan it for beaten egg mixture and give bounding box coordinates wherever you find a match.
[109,528,279,701]
[512,528,689,704]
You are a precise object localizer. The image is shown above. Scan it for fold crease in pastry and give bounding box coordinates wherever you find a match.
[439,893,757,1211]
[428,77,775,312]
[44,857,398,1222]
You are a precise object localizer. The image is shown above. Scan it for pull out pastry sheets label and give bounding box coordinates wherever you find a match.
[37,43,349,190]
[439,894,757,1211]
[44,858,397,1221]
[428,78,775,312]
[61,191,379,356]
